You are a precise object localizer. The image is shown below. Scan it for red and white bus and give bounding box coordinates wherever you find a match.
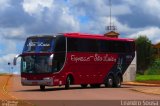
[14,33,135,90]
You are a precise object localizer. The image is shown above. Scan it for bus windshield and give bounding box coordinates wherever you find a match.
[23,37,54,53]
[21,56,53,74]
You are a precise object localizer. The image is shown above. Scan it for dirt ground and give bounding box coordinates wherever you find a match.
[0,75,160,100]
[123,81,160,95]
[0,75,160,106]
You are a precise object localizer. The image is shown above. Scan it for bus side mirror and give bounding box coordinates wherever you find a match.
[48,54,54,66]
[13,54,21,65]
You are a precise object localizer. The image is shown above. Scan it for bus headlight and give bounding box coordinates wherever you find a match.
[43,77,52,80]
[21,77,27,80]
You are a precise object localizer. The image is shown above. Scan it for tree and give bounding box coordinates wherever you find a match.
[135,36,155,74]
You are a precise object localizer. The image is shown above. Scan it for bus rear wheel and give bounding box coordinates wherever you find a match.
[114,75,122,88]
[105,75,113,88]
[40,85,45,91]
[81,84,88,88]
[65,76,71,89]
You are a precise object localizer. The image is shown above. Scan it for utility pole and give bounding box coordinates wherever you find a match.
[106,0,116,31]
[109,0,112,29]
[104,0,119,38]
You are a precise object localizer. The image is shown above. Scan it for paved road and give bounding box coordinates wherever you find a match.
[9,76,160,101]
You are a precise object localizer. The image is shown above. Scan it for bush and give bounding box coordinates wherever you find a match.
[145,59,160,75]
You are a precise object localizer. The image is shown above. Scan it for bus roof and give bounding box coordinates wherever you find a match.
[63,33,135,42]
[26,33,135,42]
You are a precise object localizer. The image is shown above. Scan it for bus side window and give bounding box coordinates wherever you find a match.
[76,38,98,53]
[117,41,126,53]
[98,40,108,53]
[67,38,77,52]
[108,41,126,53]
[54,36,66,52]
[76,39,88,52]
[125,42,135,53]
[108,41,116,53]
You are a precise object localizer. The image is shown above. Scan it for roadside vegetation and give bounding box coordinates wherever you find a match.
[145,59,160,75]
[136,74,160,81]
[136,59,160,81]
[135,36,160,81]
[135,36,155,74]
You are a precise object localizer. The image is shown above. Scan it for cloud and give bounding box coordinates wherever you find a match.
[142,0,160,19]
[0,0,160,73]
[128,27,160,43]
[23,0,80,35]
[0,39,17,56]
[0,27,26,40]
[0,54,16,64]
[23,0,54,15]
[117,0,160,28]
[0,53,19,73]
[0,0,11,11]
[69,0,132,20]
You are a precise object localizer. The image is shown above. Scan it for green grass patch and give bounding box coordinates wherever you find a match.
[145,59,160,75]
[136,75,160,81]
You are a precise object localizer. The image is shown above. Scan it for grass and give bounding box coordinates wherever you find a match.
[136,75,160,81]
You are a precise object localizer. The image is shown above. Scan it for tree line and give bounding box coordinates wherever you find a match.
[135,36,155,74]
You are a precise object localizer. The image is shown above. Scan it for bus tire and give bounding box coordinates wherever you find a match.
[65,76,71,89]
[40,85,45,91]
[105,75,113,88]
[114,75,122,88]
[81,84,88,88]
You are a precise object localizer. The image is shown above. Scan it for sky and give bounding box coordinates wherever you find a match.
[1,0,160,74]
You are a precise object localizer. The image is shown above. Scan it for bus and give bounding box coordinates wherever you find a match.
[13,33,135,91]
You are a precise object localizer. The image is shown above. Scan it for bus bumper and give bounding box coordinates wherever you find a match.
[21,77,53,86]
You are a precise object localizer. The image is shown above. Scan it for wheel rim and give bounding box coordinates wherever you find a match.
[66,77,71,88]
[108,78,113,86]
[117,77,121,87]
[68,77,71,85]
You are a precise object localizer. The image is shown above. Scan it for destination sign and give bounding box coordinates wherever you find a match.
[27,42,50,47]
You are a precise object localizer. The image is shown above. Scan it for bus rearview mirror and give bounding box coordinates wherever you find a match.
[13,54,21,65]
[48,54,54,66]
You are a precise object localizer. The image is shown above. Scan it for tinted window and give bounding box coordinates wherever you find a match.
[77,39,98,52]
[114,41,126,53]
[67,38,77,51]
[68,38,135,53]
[98,40,109,52]
[67,38,98,52]
[21,56,52,74]
[126,42,135,53]
[54,36,66,52]
[98,40,129,53]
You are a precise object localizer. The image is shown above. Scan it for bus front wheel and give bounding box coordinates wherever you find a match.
[65,76,71,89]
[114,75,122,88]
[40,85,45,91]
